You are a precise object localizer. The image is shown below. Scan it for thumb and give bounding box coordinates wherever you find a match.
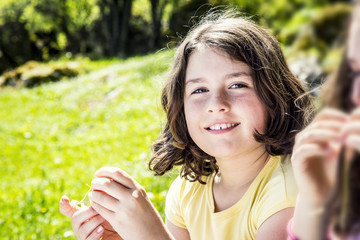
[59,195,79,218]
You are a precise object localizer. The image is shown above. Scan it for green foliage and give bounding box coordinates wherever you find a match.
[167,0,215,40]
[0,0,349,77]
[0,49,177,239]
[0,0,103,75]
[21,0,100,50]
[282,2,352,74]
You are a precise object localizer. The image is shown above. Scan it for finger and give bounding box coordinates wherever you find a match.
[345,135,360,151]
[350,107,360,120]
[306,120,346,132]
[294,129,340,149]
[341,120,360,144]
[313,108,348,122]
[91,177,131,201]
[91,177,131,198]
[342,120,360,133]
[72,206,99,233]
[291,144,334,168]
[89,190,119,212]
[90,200,115,222]
[78,214,106,239]
[86,225,104,240]
[60,195,79,218]
[95,167,137,190]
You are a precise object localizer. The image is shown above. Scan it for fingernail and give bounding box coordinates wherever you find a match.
[60,196,67,203]
[96,225,104,234]
[132,189,140,198]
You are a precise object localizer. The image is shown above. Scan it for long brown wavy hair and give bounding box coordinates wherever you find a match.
[321,52,356,113]
[319,3,360,237]
[149,12,314,183]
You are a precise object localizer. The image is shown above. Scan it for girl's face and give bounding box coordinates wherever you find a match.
[349,7,360,105]
[183,47,267,161]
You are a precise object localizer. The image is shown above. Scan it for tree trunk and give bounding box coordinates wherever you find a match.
[0,43,18,69]
[111,0,120,54]
[150,0,167,50]
[118,0,132,56]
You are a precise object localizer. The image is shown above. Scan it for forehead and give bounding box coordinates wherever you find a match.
[185,47,252,78]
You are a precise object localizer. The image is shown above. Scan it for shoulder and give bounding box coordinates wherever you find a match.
[263,155,297,197]
[253,155,297,228]
[166,174,212,202]
[165,174,213,229]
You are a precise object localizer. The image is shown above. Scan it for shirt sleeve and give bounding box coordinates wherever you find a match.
[255,159,298,228]
[165,176,187,229]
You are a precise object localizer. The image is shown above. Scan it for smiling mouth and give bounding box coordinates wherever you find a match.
[206,123,240,131]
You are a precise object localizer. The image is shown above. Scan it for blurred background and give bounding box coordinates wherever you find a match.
[0,0,354,239]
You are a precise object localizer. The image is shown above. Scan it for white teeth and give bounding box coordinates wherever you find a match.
[209,123,237,130]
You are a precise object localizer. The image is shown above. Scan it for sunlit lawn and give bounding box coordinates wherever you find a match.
[0,49,178,239]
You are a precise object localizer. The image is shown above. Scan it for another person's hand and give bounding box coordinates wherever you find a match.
[60,195,122,240]
[89,167,173,240]
[291,109,348,206]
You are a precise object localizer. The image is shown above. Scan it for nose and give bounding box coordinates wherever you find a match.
[207,91,231,113]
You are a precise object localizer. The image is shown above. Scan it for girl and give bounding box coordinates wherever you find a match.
[289,2,360,239]
[60,12,314,240]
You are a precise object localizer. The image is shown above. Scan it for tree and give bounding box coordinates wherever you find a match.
[96,0,133,57]
[150,0,168,49]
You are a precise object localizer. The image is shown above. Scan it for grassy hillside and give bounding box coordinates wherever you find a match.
[0,49,178,239]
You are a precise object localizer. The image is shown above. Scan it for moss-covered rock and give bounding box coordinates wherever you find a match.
[0,61,80,88]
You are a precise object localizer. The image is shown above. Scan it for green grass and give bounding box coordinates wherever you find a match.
[0,49,178,239]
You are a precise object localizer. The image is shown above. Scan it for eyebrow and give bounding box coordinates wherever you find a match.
[225,71,252,79]
[185,71,252,85]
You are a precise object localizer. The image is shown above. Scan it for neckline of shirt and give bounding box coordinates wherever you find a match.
[206,155,280,221]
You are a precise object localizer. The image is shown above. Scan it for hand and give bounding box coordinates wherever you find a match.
[89,167,174,240]
[60,195,123,240]
[291,109,348,206]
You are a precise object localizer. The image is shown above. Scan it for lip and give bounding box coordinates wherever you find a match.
[204,121,240,134]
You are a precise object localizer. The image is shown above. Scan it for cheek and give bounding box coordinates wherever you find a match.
[184,99,200,132]
[184,98,204,117]
[246,100,267,133]
[257,111,267,133]
[348,25,360,64]
[254,111,267,133]
[184,98,207,141]
[352,77,360,106]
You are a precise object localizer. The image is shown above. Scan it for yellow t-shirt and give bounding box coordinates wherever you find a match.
[165,155,297,240]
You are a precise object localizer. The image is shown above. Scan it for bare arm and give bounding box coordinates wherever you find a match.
[291,195,327,240]
[166,218,191,240]
[290,109,349,240]
[255,208,294,240]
